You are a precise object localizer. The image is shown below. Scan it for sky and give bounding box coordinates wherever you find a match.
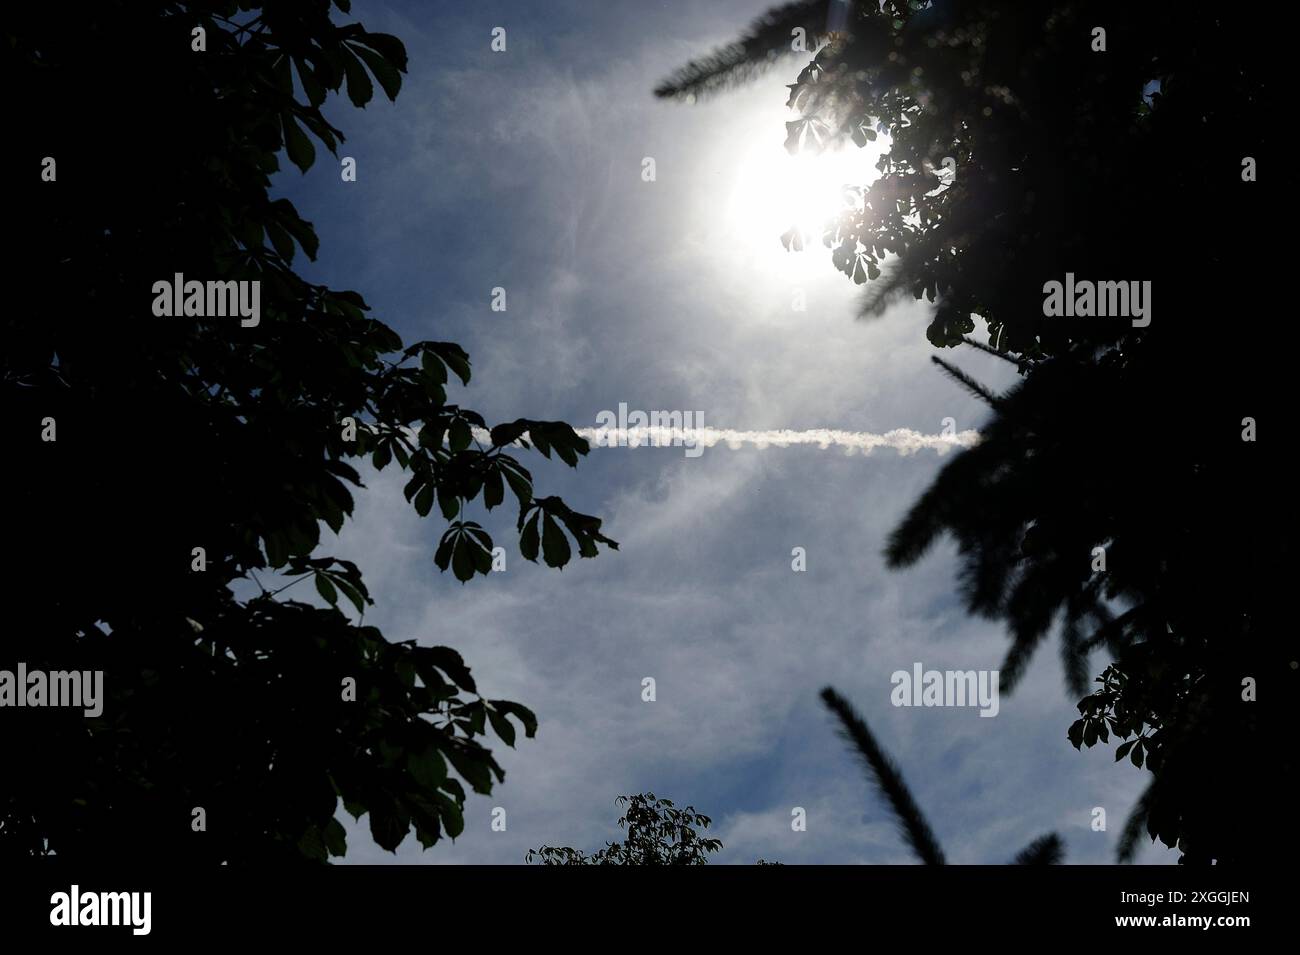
[270,0,1171,865]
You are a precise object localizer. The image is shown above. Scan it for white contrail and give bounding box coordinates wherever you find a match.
[453,426,978,455]
[572,426,980,455]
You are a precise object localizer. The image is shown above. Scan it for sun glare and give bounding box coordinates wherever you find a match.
[727,137,882,257]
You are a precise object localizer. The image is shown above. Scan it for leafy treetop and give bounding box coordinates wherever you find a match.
[3,0,613,863]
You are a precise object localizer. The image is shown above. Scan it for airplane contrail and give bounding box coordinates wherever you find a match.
[574,426,980,455]
[456,426,979,456]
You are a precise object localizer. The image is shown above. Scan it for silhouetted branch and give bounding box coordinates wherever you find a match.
[820,686,946,865]
[960,335,1028,369]
[1012,833,1064,865]
[1117,783,1155,863]
[654,0,827,100]
[930,356,1002,409]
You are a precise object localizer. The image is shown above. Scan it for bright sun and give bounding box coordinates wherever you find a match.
[726,137,881,254]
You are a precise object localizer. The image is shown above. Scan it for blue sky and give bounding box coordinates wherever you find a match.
[271,0,1169,864]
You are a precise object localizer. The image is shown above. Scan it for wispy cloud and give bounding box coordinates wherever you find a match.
[281,0,1175,867]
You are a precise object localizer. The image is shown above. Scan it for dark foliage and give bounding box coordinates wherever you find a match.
[2,1,614,862]
[664,0,1288,864]
[526,793,724,865]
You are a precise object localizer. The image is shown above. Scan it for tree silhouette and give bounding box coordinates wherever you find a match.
[883,350,1283,863]
[3,2,615,862]
[661,1,1287,863]
[526,793,724,865]
[658,1,1266,355]
[821,687,1062,864]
